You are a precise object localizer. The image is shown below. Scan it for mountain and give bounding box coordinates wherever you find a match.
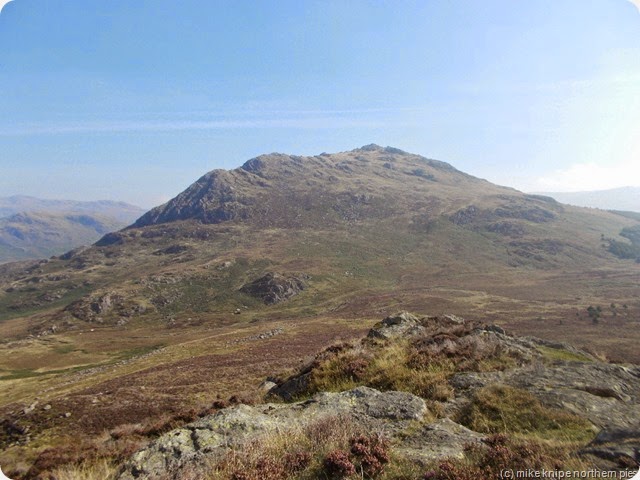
[2,145,639,345]
[534,186,640,212]
[0,196,144,223]
[0,197,145,264]
[1,146,639,478]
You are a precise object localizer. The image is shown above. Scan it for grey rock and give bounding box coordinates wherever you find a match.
[399,418,486,464]
[368,311,424,339]
[509,362,640,430]
[258,380,277,392]
[581,427,640,464]
[239,272,308,304]
[22,401,38,415]
[484,324,506,335]
[118,387,428,480]
[268,372,311,401]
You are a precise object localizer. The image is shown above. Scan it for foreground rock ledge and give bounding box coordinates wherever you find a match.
[118,312,640,479]
[118,386,473,479]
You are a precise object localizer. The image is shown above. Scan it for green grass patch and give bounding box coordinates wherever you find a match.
[115,343,166,361]
[53,344,76,354]
[537,346,593,363]
[0,368,41,380]
[457,384,595,442]
[0,344,165,382]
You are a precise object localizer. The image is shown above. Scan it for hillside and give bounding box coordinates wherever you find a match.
[0,146,639,477]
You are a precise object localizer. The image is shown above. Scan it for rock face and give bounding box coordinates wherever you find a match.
[131,170,250,227]
[239,272,308,304]
[118,387,432,480]
[582,428,640,464]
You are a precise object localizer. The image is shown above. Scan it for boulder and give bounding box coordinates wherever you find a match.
[239,272,308,304]
[267,372,311,400]
[368,311,424,339]
[581,427,640,465]
[398,418,486,464]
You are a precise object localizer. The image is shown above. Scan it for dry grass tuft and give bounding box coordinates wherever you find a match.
[49,458,118,480]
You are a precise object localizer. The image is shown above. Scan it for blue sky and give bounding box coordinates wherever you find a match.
[1,0,639,207]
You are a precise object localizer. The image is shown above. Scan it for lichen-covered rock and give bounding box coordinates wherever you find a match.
[367,311,424,339]
[118,387,427,480]
[509,362,640,430]
[398,418,486,464]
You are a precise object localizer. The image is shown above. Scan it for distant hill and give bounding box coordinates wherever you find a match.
[0,211,135,263]
[534,187,640,212]
[0,197,144,263]
[0,196,144,223]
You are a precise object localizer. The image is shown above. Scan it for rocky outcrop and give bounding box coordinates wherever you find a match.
[581,427,640,464]
[450,203,557,228]
[239,272,308,304]
[64,292,147,323]
[118,313,640,477]
[118,387,431,480]
[508,362,640,430]
[152,244,189,256]
[368,311,476,340]
[368,311,424,339]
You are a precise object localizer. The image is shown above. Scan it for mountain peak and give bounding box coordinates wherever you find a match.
[354,144,408,155]
[240,152,293,173]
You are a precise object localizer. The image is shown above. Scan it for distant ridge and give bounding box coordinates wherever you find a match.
[0,196,145,223]
[533,187,640,213]
[0,197,145,263]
